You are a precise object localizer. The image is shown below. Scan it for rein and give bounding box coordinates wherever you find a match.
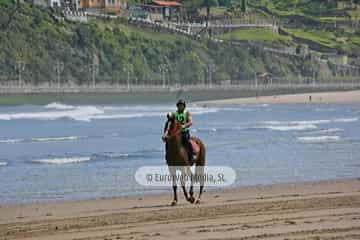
[167,120,182,139]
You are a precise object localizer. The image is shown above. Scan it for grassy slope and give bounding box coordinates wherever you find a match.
[0,0,318,84]
[218,28,291,42]
[284,29,339,49]
[215,0,357,56]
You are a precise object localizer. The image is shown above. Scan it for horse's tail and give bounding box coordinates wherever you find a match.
[191,136,206,167]
[192,136,206,197]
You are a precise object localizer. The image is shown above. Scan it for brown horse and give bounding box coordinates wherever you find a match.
[162,116,206,206]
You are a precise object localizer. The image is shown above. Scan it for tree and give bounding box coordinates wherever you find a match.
[201,0,218,27]
[241,0,246,13]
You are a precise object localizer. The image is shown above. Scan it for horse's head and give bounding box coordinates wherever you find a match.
[162,114,182,142]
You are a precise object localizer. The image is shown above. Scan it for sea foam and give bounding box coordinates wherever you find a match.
[44,102,75,110]
[0,161,7,167]
[31,136,83,142]
[297,135,341,143]
[31,156,91,165]
[0,104,219,122]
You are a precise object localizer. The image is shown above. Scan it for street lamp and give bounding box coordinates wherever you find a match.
[164,56,172,86]
[254,72,258,88]
[15,61,25,88]
[159,64,168,88]
[207,64,215,88]
[124,64,133,91]
[54,61,64,88]
[89,63,99,88]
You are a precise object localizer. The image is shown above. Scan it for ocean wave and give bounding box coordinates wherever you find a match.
[0,161,7,167]
[31,156,91,165]
[44,102,75,110]
[263,124,318,131]
[91,112,163,120]
[103,105,173,111]
[86,109,218,120]
[103,105,219,114]
[94,152,130,159]
[191,108,219,115]
[307,128,344,135]
[297,135,341,143]
[333,118,358,123]
[0,104,219,122]
[255,104,270,107]
[193,127,217,132]
[31,136,84,142]
[262,117,358,126]
[0,138,25,144]
[0,136,84,144]
[0,106,104,122]
[314,108,336,112]
[263,120,331,125]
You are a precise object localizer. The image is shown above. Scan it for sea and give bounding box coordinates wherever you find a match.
[0,102,359,205]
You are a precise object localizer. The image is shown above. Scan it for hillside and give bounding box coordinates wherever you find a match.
[244,0,360,56]
[0,0,357,86]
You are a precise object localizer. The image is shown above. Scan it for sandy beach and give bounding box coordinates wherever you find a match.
[1,179,360,240]
[195,90,360,105]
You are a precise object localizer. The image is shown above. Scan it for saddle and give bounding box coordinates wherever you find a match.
[188,137,200,164]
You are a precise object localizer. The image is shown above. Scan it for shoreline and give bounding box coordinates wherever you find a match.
[0,85,359,106]
[0,177,354,208]
[1,178,360,239]
[194,90,360,105]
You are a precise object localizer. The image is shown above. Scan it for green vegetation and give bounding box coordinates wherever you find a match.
[1,0,360,86]
[283,28,360,55]
[0,0,320,85]
[200,0,360,57]
[250,0,342,18]
[285,29,339,49]
[219,28,291,42]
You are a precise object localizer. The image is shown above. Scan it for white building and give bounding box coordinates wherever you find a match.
[48,0,61,7]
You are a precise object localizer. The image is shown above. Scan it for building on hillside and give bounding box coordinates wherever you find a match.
[152,0,182,21]
[79,0,127,15]
[131,0,183,22]
[28,0,84,10]
[49,0,61,7]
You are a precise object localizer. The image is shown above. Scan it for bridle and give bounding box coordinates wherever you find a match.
[162,119,182,142]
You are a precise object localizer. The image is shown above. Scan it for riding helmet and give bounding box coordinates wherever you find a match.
[176,99,186,107]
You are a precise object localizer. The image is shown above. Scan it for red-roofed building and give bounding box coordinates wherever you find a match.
[131,0,184,22]
[152,0,183,21]
[152,0,182,7]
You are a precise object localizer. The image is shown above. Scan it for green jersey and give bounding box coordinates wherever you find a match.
[173,110,189,132]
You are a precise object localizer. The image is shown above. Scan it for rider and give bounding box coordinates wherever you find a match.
[166,99,195,164]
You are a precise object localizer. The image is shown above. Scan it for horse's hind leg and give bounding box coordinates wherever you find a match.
[195,165,205,204]
[186,166,195,204]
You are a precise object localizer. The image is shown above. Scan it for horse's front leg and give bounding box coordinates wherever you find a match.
[195,166,205,204]
[171,185,178,206]
[169,167,178,206]
[180,169,190,202]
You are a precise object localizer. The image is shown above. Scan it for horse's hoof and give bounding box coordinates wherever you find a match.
[195,199,201,204]
[170,200,177,206]
[189,196,195,204]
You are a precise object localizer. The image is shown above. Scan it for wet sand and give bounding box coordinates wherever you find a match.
[194,90,360,105]
[1,178,360,240]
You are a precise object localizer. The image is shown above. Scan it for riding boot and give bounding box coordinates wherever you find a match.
[187,140,194,165]
[182,131,194,165]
